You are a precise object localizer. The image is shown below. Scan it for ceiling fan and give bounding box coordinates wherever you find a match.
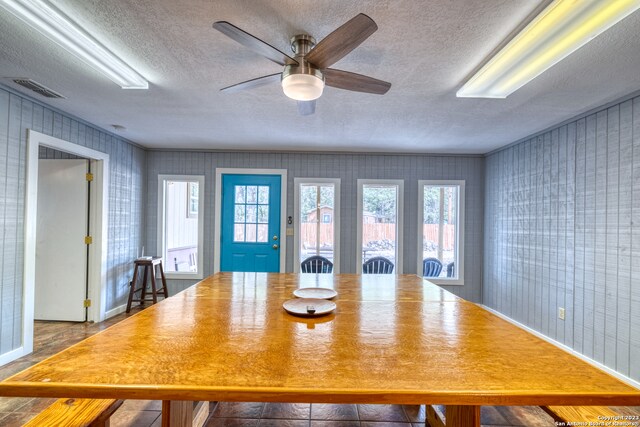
[212,13,391,115]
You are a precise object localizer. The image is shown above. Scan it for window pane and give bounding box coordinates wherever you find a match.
[246,186,257,203]
[362,185,397,268]
[163,179,200,273]
[423,185,458,278]
[258,186,269,204]
[299,184,336,267]
[234,224,245,242]
[258,205,269,223]
[234,205,245,222]
[257,224,268,242]
[320,185,334,208]
[246,205,257,223]
[245,224,257,242]
[235,185,246,203]
[301,185,317,224]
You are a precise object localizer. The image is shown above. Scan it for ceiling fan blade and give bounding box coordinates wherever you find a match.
[297,100,316,116]
[213,21,297,66]
[323,68,391,95]
[305,13,377,69]
[221,73,281,93]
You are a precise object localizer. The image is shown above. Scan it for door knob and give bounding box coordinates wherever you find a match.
[273,235,278,241]
[272,244,279,250]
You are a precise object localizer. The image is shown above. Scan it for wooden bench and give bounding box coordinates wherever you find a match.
[24,398,123,427]
[427,404,623,427]
[542,406,621,425]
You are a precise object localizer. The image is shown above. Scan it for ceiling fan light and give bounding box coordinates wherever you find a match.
[282,74,324,101]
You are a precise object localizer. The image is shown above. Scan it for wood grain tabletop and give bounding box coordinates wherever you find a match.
[0,273,638,406]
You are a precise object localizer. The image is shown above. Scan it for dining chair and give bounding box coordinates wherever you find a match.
[422,257,443,277]
[300,255,334,273]
[362,256,394,274]
[447,262,455,278]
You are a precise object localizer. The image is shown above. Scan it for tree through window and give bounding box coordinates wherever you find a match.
[419,180,464,283]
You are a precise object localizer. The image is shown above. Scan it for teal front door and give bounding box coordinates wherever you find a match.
[221,174,281,272]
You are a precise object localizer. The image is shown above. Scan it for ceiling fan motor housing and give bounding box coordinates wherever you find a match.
[283,34,324,83]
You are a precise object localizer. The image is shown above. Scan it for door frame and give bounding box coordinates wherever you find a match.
[214,168,287,273]
[19,130,109,359]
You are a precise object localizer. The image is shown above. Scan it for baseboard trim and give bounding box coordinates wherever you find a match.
[479,304,640,389]
[0,346,28,366]
[105,304,127,319]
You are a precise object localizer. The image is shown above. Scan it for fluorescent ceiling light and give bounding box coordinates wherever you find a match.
[0,0,148,89]
[457,0,640,98]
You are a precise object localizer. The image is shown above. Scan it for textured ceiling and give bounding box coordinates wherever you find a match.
[1,0,639,154]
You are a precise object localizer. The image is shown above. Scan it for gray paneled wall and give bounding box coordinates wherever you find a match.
[145,151,485,301]
[39,146,82,159]
[484,95,640,381]
[0,86,146,356]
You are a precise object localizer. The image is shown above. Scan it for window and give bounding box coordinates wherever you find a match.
[357,179,404,273]
[158,175,205,279]
[233,185,269,243]
[294,178,341,272]
[418,180,464,285]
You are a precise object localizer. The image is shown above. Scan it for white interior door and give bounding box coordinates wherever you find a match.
[35,159,89,321]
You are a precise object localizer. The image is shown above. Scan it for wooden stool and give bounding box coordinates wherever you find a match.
[126,256,168,313]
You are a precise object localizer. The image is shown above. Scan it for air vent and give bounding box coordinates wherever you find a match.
[12,79,66,99]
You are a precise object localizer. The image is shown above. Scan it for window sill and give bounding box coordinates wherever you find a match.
[163,272,203,280]
[422,277,464,286]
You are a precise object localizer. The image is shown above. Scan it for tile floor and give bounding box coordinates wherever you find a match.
[0,308,637,426]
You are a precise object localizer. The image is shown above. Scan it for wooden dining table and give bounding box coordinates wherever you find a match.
[0,273,638,426]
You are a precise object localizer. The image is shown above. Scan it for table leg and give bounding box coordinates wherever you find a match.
[445,405,480,426]
[161,400,209,427]
[192,401,209,426]
[426,405,445,427]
